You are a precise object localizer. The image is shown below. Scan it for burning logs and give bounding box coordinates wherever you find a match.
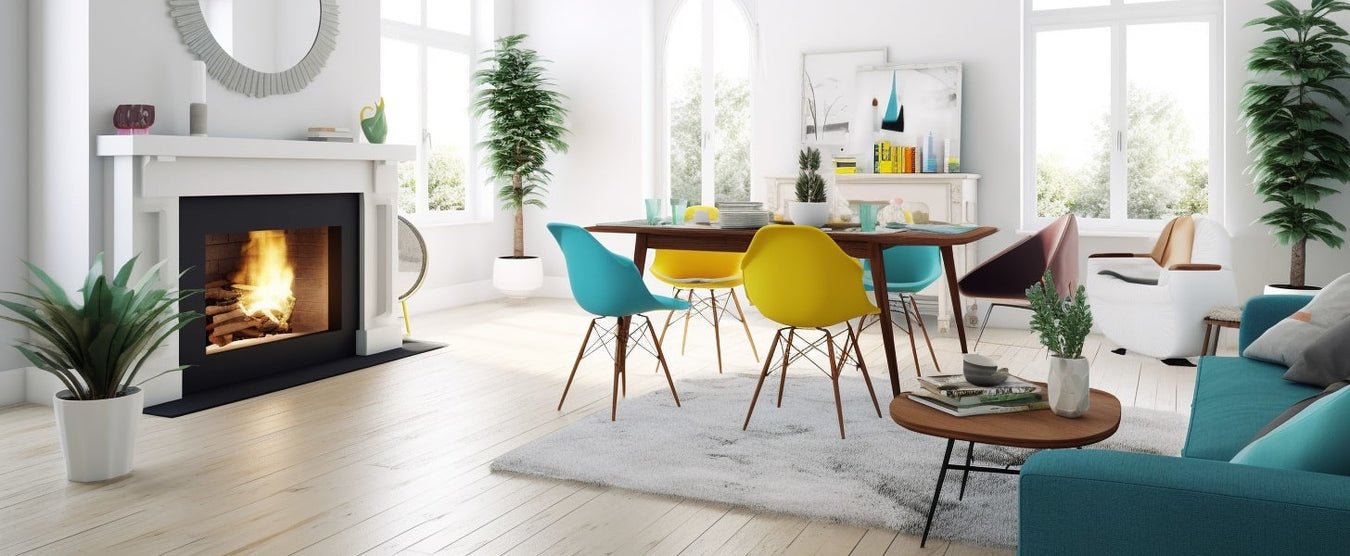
[204,280,291,348]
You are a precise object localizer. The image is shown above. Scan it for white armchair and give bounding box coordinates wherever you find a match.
[1087,215,1237,360]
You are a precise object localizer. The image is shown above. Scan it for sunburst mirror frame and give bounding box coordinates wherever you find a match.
[167,0,340,98]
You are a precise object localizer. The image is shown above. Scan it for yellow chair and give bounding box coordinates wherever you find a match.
[652,205,760,373]
[740,225,883,439]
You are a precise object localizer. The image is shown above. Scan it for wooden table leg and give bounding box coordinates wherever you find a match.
[869,243,902,397]
[940,245,969,353]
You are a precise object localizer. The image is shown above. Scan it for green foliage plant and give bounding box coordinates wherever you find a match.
[1024,270,1093,360]
[795,146,827,203]
[471,34,570,258]
[1241,0,1350,287]
[0,254,200,400]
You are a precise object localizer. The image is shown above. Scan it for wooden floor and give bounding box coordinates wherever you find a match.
[0,296,1208,555]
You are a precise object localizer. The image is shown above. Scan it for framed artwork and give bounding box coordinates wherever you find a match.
[800,48,888,149]
[854,62,963,168]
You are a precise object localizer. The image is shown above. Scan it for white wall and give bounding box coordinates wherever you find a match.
[516,0,1350,306]
[0,1,29,405]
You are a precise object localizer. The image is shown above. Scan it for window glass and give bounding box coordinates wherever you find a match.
[1035,28,1110,219]
[425,48,470,211]
[381,0,419,25]
[666,1,702,205]
[1032,0,1108,9]
[428,0,470,34]
[1125,22,1210,219]
[712,0,750,204]
[381,38,422,214]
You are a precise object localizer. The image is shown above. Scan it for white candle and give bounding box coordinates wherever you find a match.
[189,61,206,104]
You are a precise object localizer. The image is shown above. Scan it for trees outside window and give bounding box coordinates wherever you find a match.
[665,0,752,205]
[381,0,477,220]
[1025,0,1221,231]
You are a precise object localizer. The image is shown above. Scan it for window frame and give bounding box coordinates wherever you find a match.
[1021,0,1224,233]
[657,0,755,206]
[380,0,488,226]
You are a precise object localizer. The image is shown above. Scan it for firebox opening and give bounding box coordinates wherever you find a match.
[203,226,337,354]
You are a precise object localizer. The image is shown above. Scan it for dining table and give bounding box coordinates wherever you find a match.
[587,221,998,396]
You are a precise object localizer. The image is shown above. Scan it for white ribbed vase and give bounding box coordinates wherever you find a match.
[53,387,144,482]
[1048,357,1090,418]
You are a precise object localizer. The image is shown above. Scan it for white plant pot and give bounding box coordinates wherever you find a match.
[1263,284,1320,296]
[788,201,830,228]
[1047,357,1090,418]
[53,387,143,482]
[493,256,543,299]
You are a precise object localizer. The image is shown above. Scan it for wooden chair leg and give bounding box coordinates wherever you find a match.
[777,328,794,407]
[559,320,596,411]
[849,323,882,418]
[644,317,681,407]
[680,291,695,355]
[909,294,941,373]
[657,288,683,347]
[708,289,725,373]
[743,332,783,431]
[826,329,846,439]
[729,289,760,361]
[899,299,924,377]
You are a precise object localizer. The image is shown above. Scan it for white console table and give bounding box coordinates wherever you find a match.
[765,173,981,331]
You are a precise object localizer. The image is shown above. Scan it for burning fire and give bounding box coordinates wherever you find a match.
[230,230,295,327]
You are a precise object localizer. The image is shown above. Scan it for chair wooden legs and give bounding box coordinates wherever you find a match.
[561,315,680,421]
[558,320,597,411]
[744,324,882,439]
[908,295,941,373]
[658,287,760,374]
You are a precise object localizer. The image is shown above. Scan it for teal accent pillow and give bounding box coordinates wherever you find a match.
[1231,384,1350,475]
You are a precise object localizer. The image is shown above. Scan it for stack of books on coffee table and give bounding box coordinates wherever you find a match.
[909,374,1049,417]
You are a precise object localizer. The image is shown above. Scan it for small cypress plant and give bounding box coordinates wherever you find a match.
[1025,270,1093,359]
[795,147,827,203]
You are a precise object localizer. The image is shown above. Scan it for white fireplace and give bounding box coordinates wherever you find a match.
[96,135,415,406]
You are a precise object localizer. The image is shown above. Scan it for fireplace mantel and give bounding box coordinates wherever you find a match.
[96,135,415,406]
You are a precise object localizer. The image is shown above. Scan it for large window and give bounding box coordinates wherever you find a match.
[1024,0,1221,231]
[381,0,477,220]
[664,0,752,205]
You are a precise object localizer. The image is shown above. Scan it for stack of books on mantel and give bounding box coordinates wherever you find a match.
[909,374,1049,417]
[307,126,355,142]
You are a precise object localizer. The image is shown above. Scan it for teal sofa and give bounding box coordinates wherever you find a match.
[1018,295,1350,555]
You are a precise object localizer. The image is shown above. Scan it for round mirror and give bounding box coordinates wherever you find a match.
[168,0,340,98]
[199,0,321,73]
[395,216,428,302]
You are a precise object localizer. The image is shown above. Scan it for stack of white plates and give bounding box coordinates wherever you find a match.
[718,209,772,229]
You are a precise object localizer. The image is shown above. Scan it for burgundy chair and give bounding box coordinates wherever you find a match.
[957,213,1079,349]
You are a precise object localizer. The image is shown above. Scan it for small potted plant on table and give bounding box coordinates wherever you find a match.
[789,146,829,227]
[1025,270,1093,418]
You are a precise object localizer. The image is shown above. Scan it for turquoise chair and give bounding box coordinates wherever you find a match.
[860,245,943,376]
[548,223,690,420]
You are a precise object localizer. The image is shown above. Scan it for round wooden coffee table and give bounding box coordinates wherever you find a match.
[890,386,1121,546]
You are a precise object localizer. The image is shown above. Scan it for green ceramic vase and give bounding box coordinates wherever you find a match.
[360,98,387,144]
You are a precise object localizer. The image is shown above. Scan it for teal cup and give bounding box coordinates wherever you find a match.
[671,199,688,225]
[644,198,663,225]
[859,203,880,232]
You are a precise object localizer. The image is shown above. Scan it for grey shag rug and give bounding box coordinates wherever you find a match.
[491,374,1188,547]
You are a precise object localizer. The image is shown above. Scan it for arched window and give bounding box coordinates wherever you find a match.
[664,0,753,205]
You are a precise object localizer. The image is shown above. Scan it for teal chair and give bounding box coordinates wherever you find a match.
[548,223,690,420]
[861,245,943,376]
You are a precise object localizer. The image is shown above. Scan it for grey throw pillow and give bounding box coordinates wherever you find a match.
[1284,317,1350,387]
[1244,273,1350,366]
[1252,380,1350,441]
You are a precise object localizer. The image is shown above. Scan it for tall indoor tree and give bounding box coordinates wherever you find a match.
[472,34,569,259]
[1241,0,1350,288]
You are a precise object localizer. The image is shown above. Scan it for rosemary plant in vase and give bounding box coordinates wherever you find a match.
[789,146,829,227]
[1025,270,1094,418]
[0,254,199,481]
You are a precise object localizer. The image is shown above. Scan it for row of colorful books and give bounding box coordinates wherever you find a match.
[908,373,1049,417]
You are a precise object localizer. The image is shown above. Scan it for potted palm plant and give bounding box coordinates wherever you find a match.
[0,254,199,481]
[1025,270,1093,418]
[1241,0,1350,291]
[789,146,829,227]
[471,34,570,298]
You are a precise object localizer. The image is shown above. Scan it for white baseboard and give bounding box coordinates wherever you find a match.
[403,277,572,315]
[0,367,25,407]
